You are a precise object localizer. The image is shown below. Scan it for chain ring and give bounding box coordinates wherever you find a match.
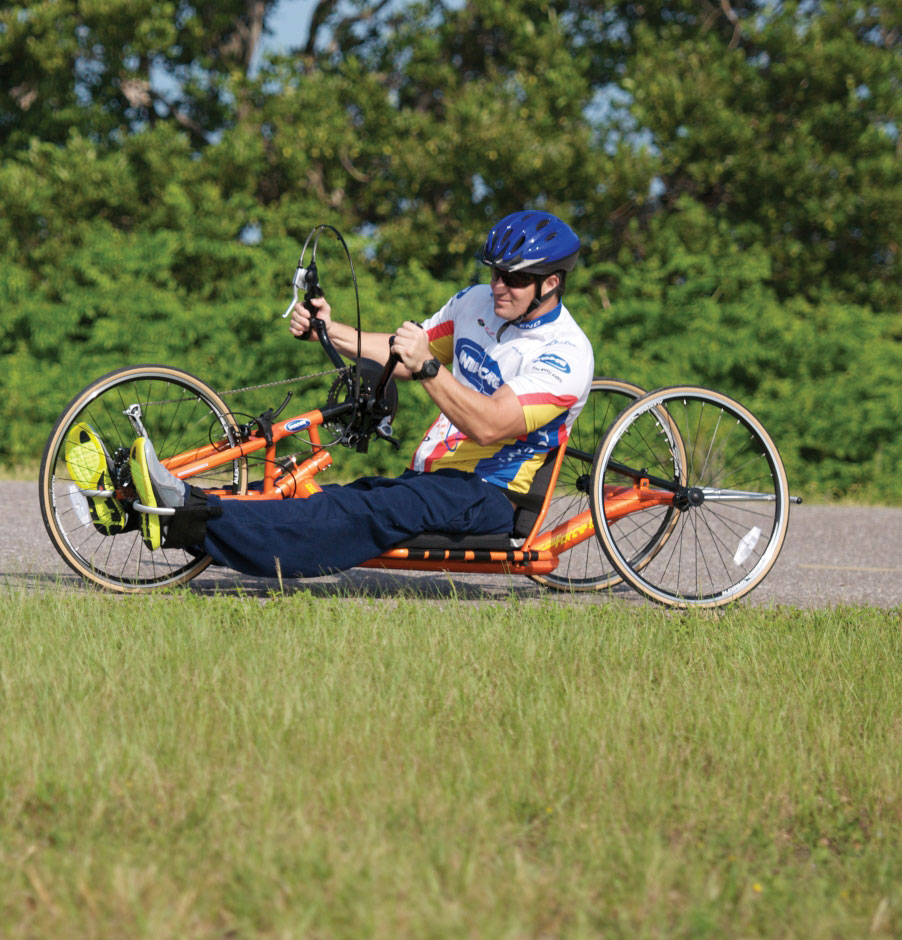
[325,368,358,436]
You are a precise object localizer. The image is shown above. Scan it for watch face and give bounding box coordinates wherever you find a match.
[416,358,439,379]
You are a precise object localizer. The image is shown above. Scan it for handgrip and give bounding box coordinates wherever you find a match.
[295,284,324,341]
[373,336,402,404]
[291,260,323,341]
[386,335,403,373]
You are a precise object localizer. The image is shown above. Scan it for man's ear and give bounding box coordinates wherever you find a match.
[542,273,561,294]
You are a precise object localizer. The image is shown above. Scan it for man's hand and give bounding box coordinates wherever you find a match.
[289,295,332,339]
[392,320,432,374]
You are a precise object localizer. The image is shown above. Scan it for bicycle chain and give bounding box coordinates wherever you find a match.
[216,367,342,397]
[144,367,343,406]
[221,367,348,465]
[142,368,349,464]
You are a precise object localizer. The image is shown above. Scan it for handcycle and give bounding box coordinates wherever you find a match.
[39,227,799,607]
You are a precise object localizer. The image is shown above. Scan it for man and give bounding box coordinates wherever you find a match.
[126,210,594,578]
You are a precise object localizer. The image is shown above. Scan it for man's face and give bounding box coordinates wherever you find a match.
[489,268,557,321]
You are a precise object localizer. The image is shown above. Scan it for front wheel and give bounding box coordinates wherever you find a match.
[590,387,791,608]
[39,365,248,592]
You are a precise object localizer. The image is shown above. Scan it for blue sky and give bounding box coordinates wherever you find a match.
[261,0,320,58]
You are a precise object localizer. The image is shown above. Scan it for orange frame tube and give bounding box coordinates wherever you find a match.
[162,407,332,499]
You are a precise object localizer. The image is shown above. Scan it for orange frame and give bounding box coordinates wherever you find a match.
[158,400,675,578]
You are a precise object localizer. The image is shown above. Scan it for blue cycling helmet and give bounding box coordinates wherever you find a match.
[480,210,580,275]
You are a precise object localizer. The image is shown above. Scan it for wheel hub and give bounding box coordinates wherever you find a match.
[674,486,705,511]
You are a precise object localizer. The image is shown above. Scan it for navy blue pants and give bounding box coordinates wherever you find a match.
[200,469,514,579]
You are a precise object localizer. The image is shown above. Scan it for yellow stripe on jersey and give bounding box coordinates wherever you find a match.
[426,321,455,365]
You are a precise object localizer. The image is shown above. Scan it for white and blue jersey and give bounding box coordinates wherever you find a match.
[411,284,594,498]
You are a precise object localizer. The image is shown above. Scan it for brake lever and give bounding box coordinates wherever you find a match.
[281,259,311,322]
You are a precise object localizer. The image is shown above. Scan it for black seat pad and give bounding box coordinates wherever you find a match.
[392,530,517,551]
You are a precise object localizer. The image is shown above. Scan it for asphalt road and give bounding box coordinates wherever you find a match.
[3,481,900,608]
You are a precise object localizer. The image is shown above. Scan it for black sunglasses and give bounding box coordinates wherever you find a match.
[490,266,536,290]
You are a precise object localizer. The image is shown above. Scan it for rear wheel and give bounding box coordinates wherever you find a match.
[530,378,646,591]
[39,365,247,592]
[591,386,790,608]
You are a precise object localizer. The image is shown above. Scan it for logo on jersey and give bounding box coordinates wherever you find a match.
[456,338,502,393]
[516,306,561,330]
[536,353,571,373]
[476,317,496,338]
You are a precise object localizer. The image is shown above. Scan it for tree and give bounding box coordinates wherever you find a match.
[0,0,278,150]
[619,0,902,307]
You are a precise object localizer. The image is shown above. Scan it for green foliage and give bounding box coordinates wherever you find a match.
[0,0,281,149]
[626,0,902,308]
[575,199,902,499]
[1,0,900,497]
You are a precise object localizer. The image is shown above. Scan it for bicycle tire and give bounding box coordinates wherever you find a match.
[591,386,790,608]
[530,378,653,592]
[39,365,248,592]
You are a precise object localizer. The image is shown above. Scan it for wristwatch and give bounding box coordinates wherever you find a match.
[411,357,440,381]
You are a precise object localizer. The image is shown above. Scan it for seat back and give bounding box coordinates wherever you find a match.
[510,443,566,539]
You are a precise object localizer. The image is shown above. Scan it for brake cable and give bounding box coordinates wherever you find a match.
[282,223,363,399]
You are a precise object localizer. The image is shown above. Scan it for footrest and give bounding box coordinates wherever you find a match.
[132,501,176,516]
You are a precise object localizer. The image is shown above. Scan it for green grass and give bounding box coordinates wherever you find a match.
[1,585,900,938]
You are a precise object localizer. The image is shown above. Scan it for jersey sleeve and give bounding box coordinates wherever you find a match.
[505,341,595,434]
[419,288,471,366]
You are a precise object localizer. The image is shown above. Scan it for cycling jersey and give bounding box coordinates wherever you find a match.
[410,284,594,498]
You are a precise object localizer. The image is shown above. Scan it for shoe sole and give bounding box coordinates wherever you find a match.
[129,438,162,551]
[64,423,126,536]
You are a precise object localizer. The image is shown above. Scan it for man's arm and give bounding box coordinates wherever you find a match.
[392,321,527,446]
[291,301,528,444]
[289,297,418,378]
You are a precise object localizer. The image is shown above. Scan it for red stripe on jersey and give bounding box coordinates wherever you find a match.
[426,320,455,342]
[517,392,578,408]
[410,417,466,473]
[422,433,467,472]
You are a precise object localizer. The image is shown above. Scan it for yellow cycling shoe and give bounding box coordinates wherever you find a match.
[130,436,188,551]
[64,423,126,536]
[129,437,162,550]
